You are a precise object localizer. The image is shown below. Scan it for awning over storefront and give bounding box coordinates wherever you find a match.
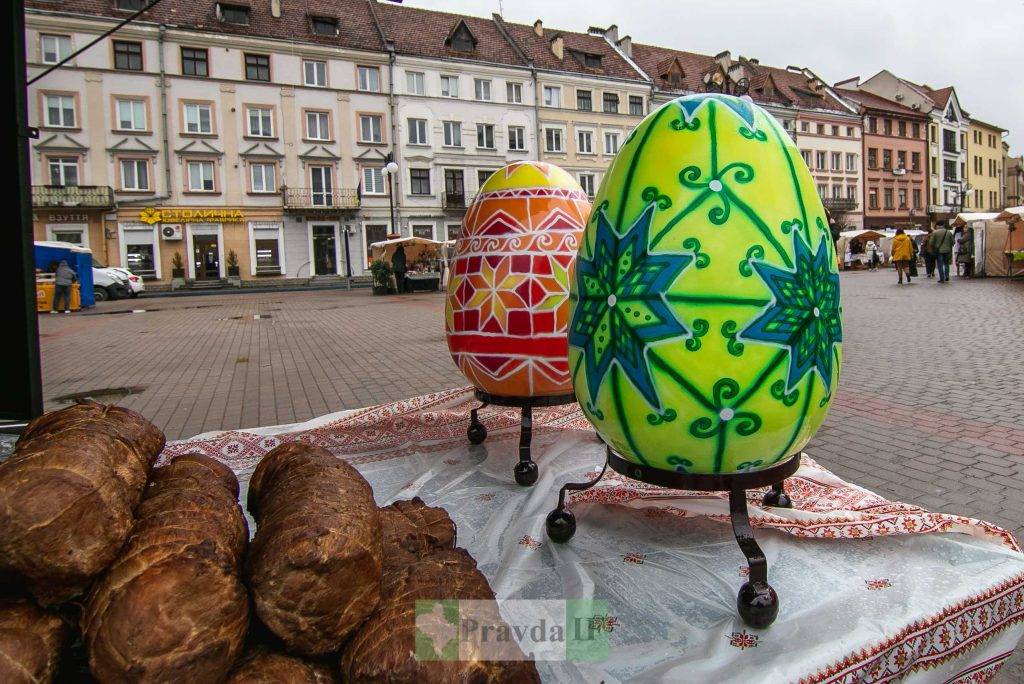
[369,236,443,266]
[953,212,999,227]
[839,230,887,241]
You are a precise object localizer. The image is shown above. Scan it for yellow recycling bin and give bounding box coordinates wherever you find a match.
[36,275,81,312]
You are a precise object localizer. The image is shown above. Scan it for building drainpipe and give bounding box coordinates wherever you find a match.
[157,25,171,200]
[386,46,400,236]
[531,65,540,162]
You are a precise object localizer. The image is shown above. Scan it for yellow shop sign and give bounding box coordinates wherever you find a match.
[139,207,245,224]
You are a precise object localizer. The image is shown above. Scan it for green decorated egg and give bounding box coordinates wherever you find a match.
[569,94,842,474]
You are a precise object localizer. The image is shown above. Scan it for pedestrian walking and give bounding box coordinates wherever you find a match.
[921,228,936,278]
[891,228,913,285]
[866,241,881,271]
[391,244,407,294]
[929,223,955,283]
[51,260,76,314]
[959,225,975,278]
[953,227,964,277]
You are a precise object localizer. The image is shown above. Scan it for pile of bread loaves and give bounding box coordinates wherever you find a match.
[0,402,539,683]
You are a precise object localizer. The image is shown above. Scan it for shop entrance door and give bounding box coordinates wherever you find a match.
[312,225,337,275]
[193,235,220,280]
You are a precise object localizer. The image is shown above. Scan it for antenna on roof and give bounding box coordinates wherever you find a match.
[497,0,504,15]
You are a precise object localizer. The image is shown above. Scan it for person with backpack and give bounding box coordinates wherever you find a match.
[928,223,955,283]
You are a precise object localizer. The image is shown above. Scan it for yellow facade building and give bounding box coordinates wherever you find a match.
[967,119,1006,211]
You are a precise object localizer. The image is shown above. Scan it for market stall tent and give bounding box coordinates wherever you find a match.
[368,237,442,267]
[33,241,95,308]
[988,207,1024,276]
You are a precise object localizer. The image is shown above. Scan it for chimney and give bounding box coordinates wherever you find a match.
[271,0,281,18]
[834,76,860,89]
[603,24,618,43]
[714,50,731,71]
[533,19,543,36]
[786,65,802,74]
[550,35,563,60]
[616,35,632,58]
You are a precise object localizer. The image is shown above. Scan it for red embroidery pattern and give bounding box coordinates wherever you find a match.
[622,552,646,565]
[518,535,541,550]
[728,631,759,650]
[865,579,893,591]
[477,493,495,502]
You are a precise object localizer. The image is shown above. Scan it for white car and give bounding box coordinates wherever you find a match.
[104,266,145,297]
[92,267,131,302]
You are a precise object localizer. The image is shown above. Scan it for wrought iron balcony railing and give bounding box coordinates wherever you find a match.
[442,191,476,211]
[822,197,858,213]
[282,187,360,211]
[32,185,114,208]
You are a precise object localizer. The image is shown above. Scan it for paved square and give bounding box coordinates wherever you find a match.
[37,271,1024,677]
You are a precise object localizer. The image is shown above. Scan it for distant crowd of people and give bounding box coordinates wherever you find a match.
[843,223,976,286]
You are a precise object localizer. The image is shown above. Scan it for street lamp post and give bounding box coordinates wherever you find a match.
[382,153,399,237]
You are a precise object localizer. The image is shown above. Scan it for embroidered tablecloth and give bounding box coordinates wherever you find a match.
[165,387,1024,683]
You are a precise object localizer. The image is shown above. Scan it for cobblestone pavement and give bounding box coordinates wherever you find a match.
[37,270,1024,677]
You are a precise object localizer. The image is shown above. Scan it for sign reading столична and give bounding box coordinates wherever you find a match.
[139,208,245,225]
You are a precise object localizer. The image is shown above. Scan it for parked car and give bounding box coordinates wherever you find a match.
[104,266,145,297]
[92,267,130,302]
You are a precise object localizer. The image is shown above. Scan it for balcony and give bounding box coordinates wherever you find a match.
[822,197,858,213]
[442,191,476,212]
[282,187,360,213]
[32,185,114,209]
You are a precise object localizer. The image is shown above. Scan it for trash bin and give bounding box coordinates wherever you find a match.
[36,274,81,312]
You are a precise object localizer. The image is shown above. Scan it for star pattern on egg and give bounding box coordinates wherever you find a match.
[570,203,693,410]
[741,231,843,393]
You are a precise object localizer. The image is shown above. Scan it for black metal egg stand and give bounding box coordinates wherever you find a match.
[545,445,798,629]
[467,389,577,486]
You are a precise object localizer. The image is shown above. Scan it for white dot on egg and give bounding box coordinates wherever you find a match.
[607,294,617,307]
[709,180,723,192]
[813,307,821,318]
[719,408,734,421]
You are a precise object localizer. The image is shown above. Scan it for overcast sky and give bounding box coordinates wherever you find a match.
[408,0,1022,153]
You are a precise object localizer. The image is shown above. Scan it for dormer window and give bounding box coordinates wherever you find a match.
[583,53,601,69]
[446,20,477,53]
[668,72,682,87]
[659,58,685,89]
[218,3,250,25]
[310,16,338,37]
[116,0,148,10]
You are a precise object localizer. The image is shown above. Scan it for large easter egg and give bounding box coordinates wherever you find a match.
[569,94,842,474]
[446,161,590,397]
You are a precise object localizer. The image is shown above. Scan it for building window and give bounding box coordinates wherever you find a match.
[801,150,811,167]
[253,234,282,275]
[362,167,385,195]
[506,82,522,103]
[604,131,620,155]
[119,158,149,191]
[832,185,842,199]
[911,122,920,139]
[629,95,644,116]
[868,188,878,209]
[831,125,839,136]
[845,153,856,172]
[543,86,561,108]
[116,0,147,9]
[882,119,892,136]
[41,34,71,65]
[246,107,274,137]
[911,152,920,172]
[305,111,331,140]
[443,121,462,147]
[186,160,215,192]
[578,173,595,198]
[309,166,333,205]
[407,118,427,145]
[577,129,593,154]
[113,40,142,71]
[47,157,78,186]
[816,123,825,135]
[411,224,435,240]
[867,148,877,168]
[544,127,563,152]
[474,79,492,101]
[310,16,338,36]
[882,149,891,169]
[817,184,827,199]
[43,94,76,128]
[576,89,592,111]
[440,75,459,98]
[898,120,906,137]
[181,47,209,77]
[476,123,494,149]
[249,163,276,193]
[846,184,856,201]
[183,103,213,134]
[898,188,907,208]
[244,53,270,82]
[409,168,430,195]
[831,152,841,171]
[913,189,921,208]
[116,98,147,131]
[801,121,810,133]
[883,188,893,209]
[867,117,877,134]
[406,71,425,95]
[602,92,619,114]
[446,224,461,241]
[943,129,957,153]
[846,126,855,137]
[359,114,383,143]
[896,150,906,170]
[357,66,380,92]
[303,60,326,87]
[477,169,494,188]
[816,151,826,170]
[217,3,250,24]
[508,126,525,151]
[943,159,957,182]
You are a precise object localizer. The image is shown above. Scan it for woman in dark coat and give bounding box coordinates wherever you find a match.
[392,245,407,293]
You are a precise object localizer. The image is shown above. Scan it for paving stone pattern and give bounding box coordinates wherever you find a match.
[37,270,1024,677]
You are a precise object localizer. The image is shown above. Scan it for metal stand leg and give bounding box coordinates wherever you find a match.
[545,451,610,543]
[513,404,539,486]
[761,479,793,508]
[730,487,779,628]
[467,403,488,445]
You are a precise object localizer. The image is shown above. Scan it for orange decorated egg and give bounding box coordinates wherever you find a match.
[445,162,591,397]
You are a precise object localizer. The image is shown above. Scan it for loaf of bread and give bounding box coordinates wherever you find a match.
[0,402,164,604]
[226,646,335,684]
[245,442,382,655]
[340,500,540,683]
[0,598,66,684]
[82,453,249,683]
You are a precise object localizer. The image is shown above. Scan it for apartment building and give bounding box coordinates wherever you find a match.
[837,87,930,230]
[1005,149,1024,208]
[966,119,1005,212]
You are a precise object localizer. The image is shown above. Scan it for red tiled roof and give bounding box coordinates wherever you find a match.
[25,0,386,52]
[737,59,850,113]
[372,3,525,67]
[630,43,714,93]
[923,85,953,107]
[836,87,929,118]
[499,21,645,81]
